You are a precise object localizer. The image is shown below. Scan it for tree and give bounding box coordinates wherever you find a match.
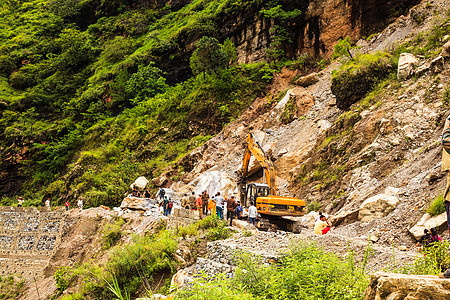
[332,37,354,60]
[260,4,302,61]
[189,36,228,76]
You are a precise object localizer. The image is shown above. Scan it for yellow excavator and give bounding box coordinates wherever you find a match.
[237,132,306,231]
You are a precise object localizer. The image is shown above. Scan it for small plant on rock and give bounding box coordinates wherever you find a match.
[426,194,445,216]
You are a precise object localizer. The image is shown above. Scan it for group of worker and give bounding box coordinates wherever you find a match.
[178,190,257,226]
[416,228,442,249]
[16,196,84,211]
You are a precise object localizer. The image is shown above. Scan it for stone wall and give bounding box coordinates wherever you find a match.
[0,207,66,278]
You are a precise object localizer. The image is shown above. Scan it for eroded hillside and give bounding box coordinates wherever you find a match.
[159,0,450,247]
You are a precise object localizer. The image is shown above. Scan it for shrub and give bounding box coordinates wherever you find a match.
[54,266,73,292]
[307,200,322,212]
[0,275,24,299]
[175,242,369,300]
[427,195,445,216]
[331,52,395,110]
[389,241,450,275]
[177,223,198,239]
[102,217,126,249]
[205,220,231,241]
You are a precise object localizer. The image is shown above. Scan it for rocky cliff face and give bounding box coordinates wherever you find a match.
[225,0,420,63]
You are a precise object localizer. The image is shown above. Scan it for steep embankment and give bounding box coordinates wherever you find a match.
[162,0,450,248]
[0,0,420,209]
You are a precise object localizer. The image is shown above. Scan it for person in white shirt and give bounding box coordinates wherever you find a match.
[248,201,257,225]
[77,198,83,210]
[215,192,225,220]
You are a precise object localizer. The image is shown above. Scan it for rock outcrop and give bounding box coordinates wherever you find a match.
[409,212,448,240]
[397,53,419,80]
[364,272,450,300]
[358,194,400,222]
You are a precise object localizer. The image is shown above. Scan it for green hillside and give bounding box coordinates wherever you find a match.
[0,0,307,207]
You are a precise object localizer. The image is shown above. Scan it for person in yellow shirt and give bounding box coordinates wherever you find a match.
[314,215,331,235]
[208,197,216,216]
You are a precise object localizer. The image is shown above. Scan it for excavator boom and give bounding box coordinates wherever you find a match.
[237,133,277,195]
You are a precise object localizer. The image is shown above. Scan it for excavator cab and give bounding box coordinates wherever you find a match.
[245,183,270,206]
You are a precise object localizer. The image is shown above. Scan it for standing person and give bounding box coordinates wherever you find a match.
[236,201,243,220]
[314,215,331,235]
[215,192,225,220]
[196,194,203,218]
[161,196,169,216]
[181,194,189,209]
[442,114,450,236]
[208,196,216,216]
[201,191,209,216]
[188,192,196,210]
[167,198,173,216]
[65,200,70,211]
[77,197,83,210]
[45,198,51,210]
[248,201,257,225]
[17,196,24,207]
[157,188,166,200]
[226,196,238,226]
[143,188,151,198]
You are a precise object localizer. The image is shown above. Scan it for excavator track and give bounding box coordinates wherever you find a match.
[256,216,303,233]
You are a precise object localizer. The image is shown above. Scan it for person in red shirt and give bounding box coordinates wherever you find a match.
[65,200,70,211]
[196,195,203,218]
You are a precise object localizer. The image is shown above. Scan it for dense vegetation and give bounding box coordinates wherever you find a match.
[56,215,231,299]
[0,0,308,207]
[175,241,371,300]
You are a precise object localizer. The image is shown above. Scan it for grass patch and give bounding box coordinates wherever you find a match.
[387,241,450,275]
[102,217,126,249]
[426,194,445,216]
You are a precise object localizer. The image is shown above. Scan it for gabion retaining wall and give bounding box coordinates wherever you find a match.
[0,206,66,278]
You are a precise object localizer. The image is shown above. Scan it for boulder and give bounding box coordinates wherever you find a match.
[409,212,447,240]
[171,269,193,289]
[329,209,359,226]
[397,53,419,80]
[290,88,314,117]
[358,194,399,222]
[130,176,149,190]
[294,72,319,87]
[120,197,159,211]
[364,272,450,300]
[441,41,450,58]
[152,172,170,187]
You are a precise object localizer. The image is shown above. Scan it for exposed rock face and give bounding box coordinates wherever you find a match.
[290,88,315,117]
[227,0,420,63]
[358,194,400,222]
[409,212,448,240]
[397,53,419,80]
[364,272,450,300]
